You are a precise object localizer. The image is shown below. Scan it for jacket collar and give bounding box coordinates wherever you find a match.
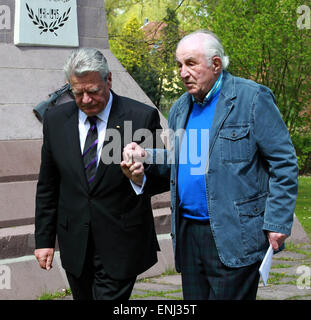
[219,70,237,101]
[174,71,237,158]
[209,70,236,156]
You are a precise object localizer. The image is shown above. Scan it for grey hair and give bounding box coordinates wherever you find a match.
[64,48,110,82]
[178,30,230,70]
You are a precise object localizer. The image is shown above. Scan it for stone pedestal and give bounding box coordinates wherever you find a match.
[0,0,168,228]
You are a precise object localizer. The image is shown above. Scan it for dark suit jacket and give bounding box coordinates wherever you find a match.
[35,91,169,279]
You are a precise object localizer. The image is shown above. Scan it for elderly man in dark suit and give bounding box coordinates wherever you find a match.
[34,48,168,300]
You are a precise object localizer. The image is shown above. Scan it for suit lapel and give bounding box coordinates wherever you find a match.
[63,104,89,190]
[89,93,125,193]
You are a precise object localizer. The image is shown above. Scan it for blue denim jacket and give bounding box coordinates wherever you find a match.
[149,71,298,270]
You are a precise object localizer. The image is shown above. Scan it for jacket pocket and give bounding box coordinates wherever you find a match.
[235,193,268,256]
[219,125,250,163]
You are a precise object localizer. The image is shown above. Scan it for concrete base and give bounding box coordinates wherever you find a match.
[0,201,173,300]
[138,235,175,280]
[0,252,68,300]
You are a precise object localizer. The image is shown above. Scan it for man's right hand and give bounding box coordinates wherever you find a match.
[120,160,145,186]
[34,248,55,271]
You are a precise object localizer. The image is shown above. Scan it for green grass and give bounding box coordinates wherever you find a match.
[131,289,183,300]
[37,288,71,300]
[295,176,311,240]
[159,268,179,276]
[267,272,287,285]
[283,242,311,260]
[271,263,293,269]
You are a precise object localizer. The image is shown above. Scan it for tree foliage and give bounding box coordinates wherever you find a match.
[149,7,185,108]
[108,1,187,110]
[110,16,162,106]
[192,0,311,135]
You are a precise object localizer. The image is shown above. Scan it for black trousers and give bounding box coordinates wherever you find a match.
[179,217,260,300]
[65,231,136,300]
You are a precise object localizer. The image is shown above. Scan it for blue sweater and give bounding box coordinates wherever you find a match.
[178,76,222,221]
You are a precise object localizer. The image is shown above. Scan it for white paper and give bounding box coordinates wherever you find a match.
[259,244,273,286]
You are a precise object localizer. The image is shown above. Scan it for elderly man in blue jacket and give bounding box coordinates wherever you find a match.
[121,30,298,300]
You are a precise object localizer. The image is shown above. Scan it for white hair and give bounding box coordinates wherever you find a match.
[64,48,110,82]
[178,30,230,70]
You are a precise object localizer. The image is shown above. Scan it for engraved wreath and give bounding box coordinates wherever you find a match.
[26,3,71,36]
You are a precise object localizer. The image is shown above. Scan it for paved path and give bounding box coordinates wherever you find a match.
[59,242,311,300]
[130,242,311,300]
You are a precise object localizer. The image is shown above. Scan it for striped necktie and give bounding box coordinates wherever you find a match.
[83,116,98,184]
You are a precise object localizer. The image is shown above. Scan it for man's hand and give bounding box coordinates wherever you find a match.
[268,232,288,251]
[120,143,148,186]
[34,248,55,271]
[122,142,147,164]
[120,161,145,186]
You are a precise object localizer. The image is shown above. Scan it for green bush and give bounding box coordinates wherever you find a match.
[291,133,311,174]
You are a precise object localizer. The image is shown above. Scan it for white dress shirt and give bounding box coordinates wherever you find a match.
[78,91,144,194]
[78,92,113,167]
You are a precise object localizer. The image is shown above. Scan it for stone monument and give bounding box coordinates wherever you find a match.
[0,0,171,299]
